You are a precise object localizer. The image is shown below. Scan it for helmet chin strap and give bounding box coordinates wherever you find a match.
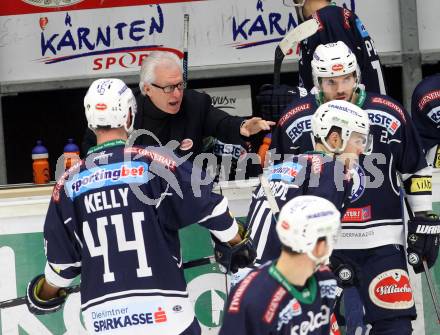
[294,5,306,23]
[306,248,332,270]
[322,138,346,155]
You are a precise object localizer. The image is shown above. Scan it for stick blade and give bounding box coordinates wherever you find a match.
[279,18,319,56]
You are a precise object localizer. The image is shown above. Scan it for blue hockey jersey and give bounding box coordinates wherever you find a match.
[220,262,337,335]
[411,74,440,167]
[299,5,386,95]
[43,140,238,335]
[247,154,352,265]
[269,91,431,249]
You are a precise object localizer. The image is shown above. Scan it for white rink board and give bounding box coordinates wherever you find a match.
[0,0,404,84]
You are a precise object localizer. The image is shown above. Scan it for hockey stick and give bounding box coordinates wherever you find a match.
[403,197,440,323]
[0,285,80,310]
[0,255,216,310]
[422,259,440,323]
[273,18,319,86]
[183,13,189,87]
[259,173,280,215]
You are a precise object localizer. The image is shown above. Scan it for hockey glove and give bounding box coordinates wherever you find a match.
[329,254,362,288]
[407,213,440,273]
[212,225,257,273]
[26,274,67,315]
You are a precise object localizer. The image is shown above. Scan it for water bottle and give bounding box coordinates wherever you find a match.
[32,140,50,184]
[257,133,272,167]
[64,138,80,170]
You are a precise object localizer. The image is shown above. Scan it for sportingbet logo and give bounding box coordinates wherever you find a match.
[66,162,148,198]
[93,307,167,332]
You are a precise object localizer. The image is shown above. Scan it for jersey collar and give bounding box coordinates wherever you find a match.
[315,88,367,108]
[269,262,317,304]
[87,139,126,155]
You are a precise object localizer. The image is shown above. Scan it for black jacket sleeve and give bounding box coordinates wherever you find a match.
[185,89,245,145]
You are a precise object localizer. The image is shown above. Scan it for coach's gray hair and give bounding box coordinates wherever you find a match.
[139,51,182,95]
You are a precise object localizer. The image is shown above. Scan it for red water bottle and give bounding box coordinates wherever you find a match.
[32,140,50,184]
[64,138,80,170]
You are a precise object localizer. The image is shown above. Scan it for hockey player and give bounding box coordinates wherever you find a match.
[284,0,386,94]
[243,99,370,271]
[24,78,255,335]
[220,195,341,335]
[270,41,440,334]
[411,74,440,167]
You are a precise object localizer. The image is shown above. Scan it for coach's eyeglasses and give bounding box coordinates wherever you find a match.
[151,82,185,93]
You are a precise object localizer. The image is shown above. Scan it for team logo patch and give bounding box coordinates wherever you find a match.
[276,298,302,330]
[368,269,414,309]
[338,268,352,282]
[269,162,303,183]
[349,163,366,202]
[427,106,440,124]
[342,205,372,222]
[319,279,337,299]
[179,139,193,151]
[407,252,420,266]
[22,0,84,8]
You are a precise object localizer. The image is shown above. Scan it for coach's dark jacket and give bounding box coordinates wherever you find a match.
[82,89,245,158]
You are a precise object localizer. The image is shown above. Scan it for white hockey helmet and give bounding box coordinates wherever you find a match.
[312,100,371,154]
[276,195,341,265]
[84,78,137,133]
[311,41,361,91]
